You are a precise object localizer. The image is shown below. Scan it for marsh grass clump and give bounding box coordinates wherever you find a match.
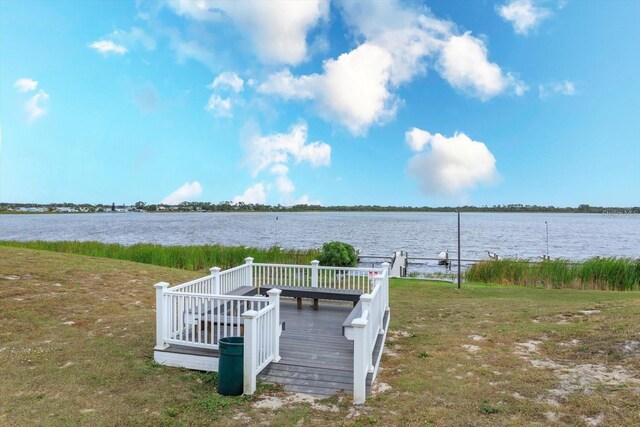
[0,240,319,271]
[465,257,640,291]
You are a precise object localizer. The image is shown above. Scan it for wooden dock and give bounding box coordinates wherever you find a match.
[389,250,408,278]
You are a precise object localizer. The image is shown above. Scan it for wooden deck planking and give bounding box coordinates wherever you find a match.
[160,297,387,398]
[258,298,356,396]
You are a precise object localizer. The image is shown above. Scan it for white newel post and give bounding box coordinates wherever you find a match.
[245,257,254,288]
[360,294,374,372]
[242,310,258,395]
[210,267,221,295]
[381,262,390,310]
[311,260,319,288]
[267,288,282,362]
[352,317,368,404]
[154,282,169,350]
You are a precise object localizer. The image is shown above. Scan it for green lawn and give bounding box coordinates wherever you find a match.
[1,246,639,426]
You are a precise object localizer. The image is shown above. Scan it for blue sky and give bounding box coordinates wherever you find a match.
[1,0,638,207]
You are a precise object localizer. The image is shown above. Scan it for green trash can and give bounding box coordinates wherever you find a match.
[217,337,244,396]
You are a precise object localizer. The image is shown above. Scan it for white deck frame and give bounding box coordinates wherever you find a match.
[154,258,390,402]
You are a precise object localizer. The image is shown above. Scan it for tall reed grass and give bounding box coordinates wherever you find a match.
[465,257,640,291]
[0,240,320,271]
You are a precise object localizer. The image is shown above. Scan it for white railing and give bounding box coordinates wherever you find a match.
[218,262,252,294]
[349,265,390,404]
[252,261,384,293]
[154,283,269,350]
[242,289,281,395]
[168,274,216,294]
[168,257,386,297]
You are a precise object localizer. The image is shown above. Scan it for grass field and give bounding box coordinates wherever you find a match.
[1,246,639,426]
[466,258,640,291]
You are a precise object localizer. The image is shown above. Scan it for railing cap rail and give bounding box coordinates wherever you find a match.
[167,276,212,291]
[163,291,268,301]
[219,264,250,274]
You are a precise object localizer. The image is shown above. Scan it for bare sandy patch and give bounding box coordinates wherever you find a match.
[461,344,480,354]
[252,392,338,412]
[515,337,640,405]
[622,340,640,356]
[383,347,400,357]
[514,340,544,356]
[584,414,604,426]
[468,334,485,341]
[371,382,391,394]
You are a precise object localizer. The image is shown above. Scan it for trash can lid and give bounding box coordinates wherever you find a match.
[219,336,244,345]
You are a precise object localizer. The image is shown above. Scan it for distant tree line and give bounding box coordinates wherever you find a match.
[1,201,638,214]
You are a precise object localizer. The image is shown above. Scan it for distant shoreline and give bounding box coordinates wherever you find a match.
[2,202,639,215]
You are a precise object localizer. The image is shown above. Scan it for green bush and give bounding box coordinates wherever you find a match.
[317,241,358,267]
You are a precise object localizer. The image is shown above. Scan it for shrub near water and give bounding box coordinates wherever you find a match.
[317,241,358,267]
[0,240,320,271]
[465,257,640,291]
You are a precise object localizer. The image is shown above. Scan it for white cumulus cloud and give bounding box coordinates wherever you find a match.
[161,181,203,205]
[25,90,50,122]
[205,95,233,117]
[14,78,38,93]
[239,122,329,204]
[294,195,321,206]
[497,0,551,35]
[168,0,328,65]
[405,127,431,152]
[244,122,331,177]
[407,129,498,196]
[276,175,295,196]
[233,183,266,204]
[260,0,525,135]
[539,80,576,99]
[259,43,398,136]
[437,32,527,100]
[209,71,244,93]
[89,40,128,55]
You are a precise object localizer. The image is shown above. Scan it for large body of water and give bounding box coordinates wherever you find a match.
[1,212,638,271]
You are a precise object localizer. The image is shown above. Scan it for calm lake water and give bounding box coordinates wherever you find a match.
[1,212,638,271]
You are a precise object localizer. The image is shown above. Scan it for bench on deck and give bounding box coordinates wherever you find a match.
[258,285,361,310]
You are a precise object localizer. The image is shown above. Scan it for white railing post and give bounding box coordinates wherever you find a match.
[360,294,374,372]
[242,310,258,395]
[210,267,221,294]
[245,257,254,288]
[267,288,282,362]
[311,260,319,288]
[352,317,368,404]
[381,262,390,310]
[154,282,169,350]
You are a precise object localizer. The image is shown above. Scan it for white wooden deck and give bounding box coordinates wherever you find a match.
[154,259,390,402]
